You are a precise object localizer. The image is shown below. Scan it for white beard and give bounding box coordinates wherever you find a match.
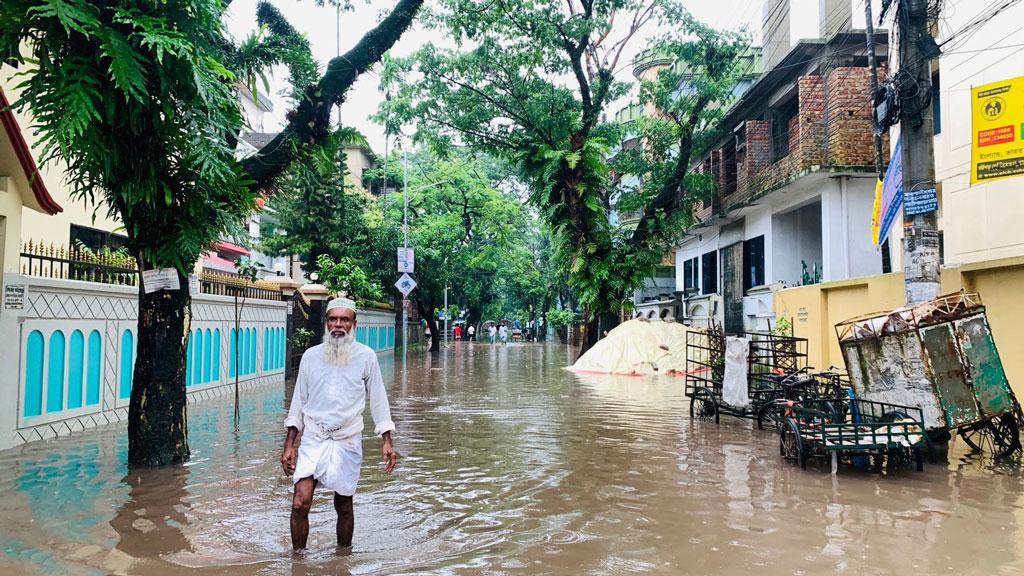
[323,331,355,367]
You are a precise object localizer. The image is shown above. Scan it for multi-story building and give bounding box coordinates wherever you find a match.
[676,0,889,333]
[775,0,1024,397]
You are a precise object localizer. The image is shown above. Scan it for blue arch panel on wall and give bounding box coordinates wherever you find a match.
[47,331,65,413]
[86,330,101,406]
[186,334,194,387]
[266,325,274,368]
[240,328,248,375]
[203,329,212,383]
[279,328,285,368]
[228,328,236,378]
[68,330,84,410]
[24,330,44,418]
[356,326,366,346]
[119,330,134,400]
[249,328,257,374]
[193,329,203,385]
[213,329,221,382]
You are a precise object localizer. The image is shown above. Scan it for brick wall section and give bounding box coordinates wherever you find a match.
[798,75,825,167]
[745,120,770,167]
[826,66,875,166]
[698,67,879,216]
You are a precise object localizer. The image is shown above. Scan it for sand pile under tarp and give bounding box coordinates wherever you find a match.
[567,319,699,376]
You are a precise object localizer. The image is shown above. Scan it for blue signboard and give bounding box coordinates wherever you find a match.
[877,137,903,245]
[904,187,938,216]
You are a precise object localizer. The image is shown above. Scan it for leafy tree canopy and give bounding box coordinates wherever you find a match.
[379,0,747,348]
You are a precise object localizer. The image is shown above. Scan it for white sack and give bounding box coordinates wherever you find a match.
[722,336,750,409]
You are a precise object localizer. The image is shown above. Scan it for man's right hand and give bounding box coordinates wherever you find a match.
[281,444,297,476]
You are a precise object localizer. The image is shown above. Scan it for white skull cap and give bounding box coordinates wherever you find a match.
[326,297,357,313]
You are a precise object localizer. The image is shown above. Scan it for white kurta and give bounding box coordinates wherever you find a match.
[285,341,395,494]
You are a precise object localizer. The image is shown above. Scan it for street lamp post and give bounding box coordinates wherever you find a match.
[402,145,409,351]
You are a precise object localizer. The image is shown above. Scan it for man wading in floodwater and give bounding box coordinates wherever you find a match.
[280,297,397,551]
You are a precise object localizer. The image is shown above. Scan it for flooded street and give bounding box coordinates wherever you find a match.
[2,342,1024,575]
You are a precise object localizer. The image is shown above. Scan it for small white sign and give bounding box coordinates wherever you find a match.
[142,268,181,294]
[4,284,27,310]
[397,248,415,273]
[395,273,417,296]
[188,274,200,295]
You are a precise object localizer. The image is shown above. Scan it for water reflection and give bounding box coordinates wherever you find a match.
[0,343,1022,575]
[111,467,191,564]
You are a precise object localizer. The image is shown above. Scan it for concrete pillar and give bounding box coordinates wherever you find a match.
[299,283,329,344]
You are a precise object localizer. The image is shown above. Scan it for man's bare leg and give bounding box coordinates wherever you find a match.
[333,493,354,547]
[291,477,317,550]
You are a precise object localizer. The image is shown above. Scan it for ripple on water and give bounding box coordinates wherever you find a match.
[1,344,1024,575]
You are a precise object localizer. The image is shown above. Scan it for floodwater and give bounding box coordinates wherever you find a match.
[2,343,1024,575]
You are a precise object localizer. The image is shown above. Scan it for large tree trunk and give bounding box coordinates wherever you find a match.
[128,271,191,466]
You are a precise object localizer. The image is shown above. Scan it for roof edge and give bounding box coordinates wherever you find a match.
[0,88,62,215]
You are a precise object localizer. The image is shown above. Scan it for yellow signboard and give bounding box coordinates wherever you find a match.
[972,75,1024,184]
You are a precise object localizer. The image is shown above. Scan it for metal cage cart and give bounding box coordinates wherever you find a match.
[685,330,819,423]
[836,291,1021,458]
[779,398,929,472]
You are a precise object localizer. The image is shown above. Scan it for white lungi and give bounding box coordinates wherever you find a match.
[292,432,363,496]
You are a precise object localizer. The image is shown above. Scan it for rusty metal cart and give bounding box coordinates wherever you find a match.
[779,398,929,472]
[685,330,819,423]
[836,291,1021,458]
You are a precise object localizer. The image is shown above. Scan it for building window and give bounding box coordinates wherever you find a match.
[70,224,128,252]
[931,70,941,135]
[771,98,798,162]
[701,250,718,295]
[881,238,892,274]
[743,235,765,292]
[682,257,699,291]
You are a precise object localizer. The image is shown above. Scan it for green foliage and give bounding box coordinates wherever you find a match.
[261,127,372,274]
[234,260,259,283]
[379,1,747,327]
[290,327,315,350]
[547,308,578,329]
[0,0,317,274]
[316,253,384,303]
[364,149,540,324]
[773,316,793,337]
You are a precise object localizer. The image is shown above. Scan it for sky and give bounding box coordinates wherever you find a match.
[223,0,824,154]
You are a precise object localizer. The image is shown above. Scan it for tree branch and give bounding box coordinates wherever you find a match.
[242,0,424,190]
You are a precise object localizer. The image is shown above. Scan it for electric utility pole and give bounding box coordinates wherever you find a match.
[898,0,941,304]
[865,0,884,179]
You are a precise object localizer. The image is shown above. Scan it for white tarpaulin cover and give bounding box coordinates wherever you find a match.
[722,336,750,409]
[567,319,699,375]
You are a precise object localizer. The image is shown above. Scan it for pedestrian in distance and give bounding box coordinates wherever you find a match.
[454,324,462,341]
[499,324,509,344]
[488,324,497,344]
[468,324,476,341]
[280,297,397,552]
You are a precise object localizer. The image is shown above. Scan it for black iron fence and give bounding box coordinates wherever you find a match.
[199,271,286,301]
[20,241,138,286]
[20,241,285,302]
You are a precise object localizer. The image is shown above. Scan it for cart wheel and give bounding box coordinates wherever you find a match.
[880,410,909,422]
[960,414,1022,458]
[689,388,719,423]
[991,413,1021,458]
[780,417,804,467]
[757,402,783,432]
